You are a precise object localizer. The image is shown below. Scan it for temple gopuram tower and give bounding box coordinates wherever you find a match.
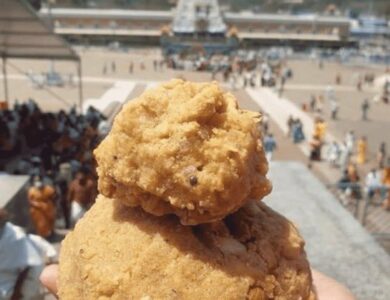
[161,0,238,55]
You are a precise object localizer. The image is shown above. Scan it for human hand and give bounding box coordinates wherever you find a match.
[312,269,356,300]
[40,265,355,300]
[40,264,58,296]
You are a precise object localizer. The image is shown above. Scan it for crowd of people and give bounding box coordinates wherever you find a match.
[0,99,110,298]
[332,133,390,209]
[0,50,388,299]
[0,100,107,239]
[256,81,389,212]
[167,52,294,92]
[301,70,390,124]
[287,65,390,211]
[274,68,390,211]
[226,57,390,212]
[301,114,390,209]
[227,60,293,92]
[102,58,166,75]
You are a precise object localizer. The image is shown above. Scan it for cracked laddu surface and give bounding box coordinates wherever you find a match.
[94,79,271,225]
[59,195,315,300]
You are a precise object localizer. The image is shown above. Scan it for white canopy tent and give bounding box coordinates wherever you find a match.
[0,0,83,109]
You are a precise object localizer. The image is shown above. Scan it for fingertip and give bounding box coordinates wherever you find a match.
[40,264,59,296]
[312,269,355,300]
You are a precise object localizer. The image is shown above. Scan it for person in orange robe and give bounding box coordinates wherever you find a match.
[356,136,367,165]
[383,163,390,186]
[28,180,56,238]
[347,163,360,183]
[313,118,327,141]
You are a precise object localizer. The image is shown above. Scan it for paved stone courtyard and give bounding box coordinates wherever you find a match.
[2,47,390,299]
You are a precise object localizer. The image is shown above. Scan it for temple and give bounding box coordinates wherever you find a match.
[172,0,226,36]
[161,0,238,55]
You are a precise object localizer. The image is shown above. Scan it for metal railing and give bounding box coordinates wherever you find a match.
[328,182,389,226]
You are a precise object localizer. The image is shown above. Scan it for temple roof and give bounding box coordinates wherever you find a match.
[172,0,226,34]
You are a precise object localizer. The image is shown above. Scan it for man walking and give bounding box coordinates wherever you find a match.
[67,167,97,227]
[330,99,339,120]
[361,98,370,120]
[264,133,277,162]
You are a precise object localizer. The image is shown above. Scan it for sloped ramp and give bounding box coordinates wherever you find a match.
[264,161,390,300]
[82,81,135,117]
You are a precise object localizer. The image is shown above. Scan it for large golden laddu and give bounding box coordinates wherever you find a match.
[94,79,272,225]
